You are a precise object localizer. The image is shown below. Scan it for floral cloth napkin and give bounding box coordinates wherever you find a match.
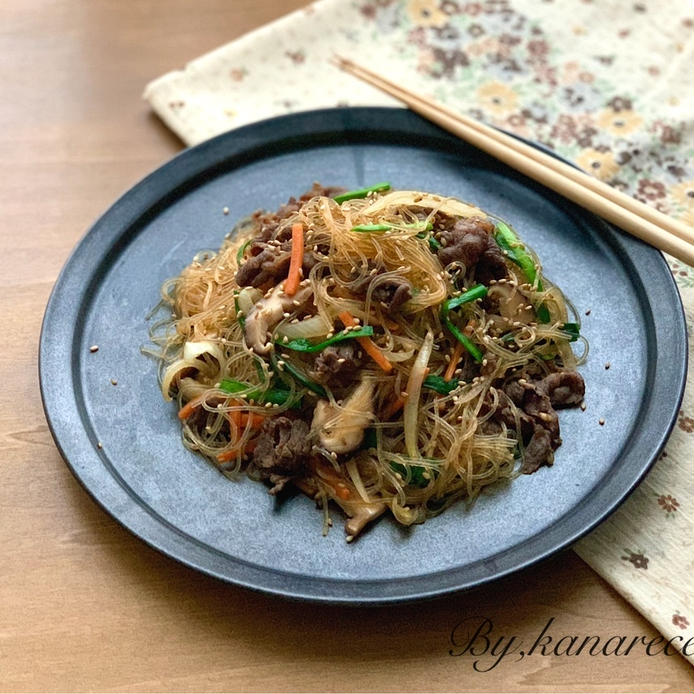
[144,0,694,662]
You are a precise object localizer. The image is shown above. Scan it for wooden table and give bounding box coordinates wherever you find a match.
[1,2,691,691]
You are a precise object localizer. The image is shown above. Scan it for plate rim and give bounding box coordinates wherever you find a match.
[39,106,688,604]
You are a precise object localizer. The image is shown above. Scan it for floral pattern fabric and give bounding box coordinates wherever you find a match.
[144,0,694,664]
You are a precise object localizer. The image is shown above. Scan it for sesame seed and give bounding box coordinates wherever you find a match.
[110,378,118,386]
[337,358,346,364]
[97,441,103,449]
[283,336,289,343]
[580,401,586,411]
[346,535,354,543]
[482,358,488,366]
[89,345,99,353]
[599,418,605,426]
[290,318,300,324]
[292,299,302,306]
[265,402,273,409]
[223,207,229,215]
[604,362,611,370]
[585,309,591,316]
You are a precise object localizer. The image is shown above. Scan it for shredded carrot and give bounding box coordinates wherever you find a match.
[382,394,406,420]
[444,342,464,382]
[283,222,304,296]
[228,409,266,429]
[217,438,258,463]
[177,394,206,420]
[315,463,353,500]
[338,310,393,373]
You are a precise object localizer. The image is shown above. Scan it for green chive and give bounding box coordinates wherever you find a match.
[494,221,550,323]
[277,325,374,353]
[423,374,460,395]
[333,182,391,204]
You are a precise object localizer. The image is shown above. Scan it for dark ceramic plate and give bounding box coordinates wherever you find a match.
[39,108,686,604]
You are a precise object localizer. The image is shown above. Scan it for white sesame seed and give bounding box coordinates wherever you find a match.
[110,378,118,386]
[89,345,99,353]
[223,206,229,215]
[97,441,103,449]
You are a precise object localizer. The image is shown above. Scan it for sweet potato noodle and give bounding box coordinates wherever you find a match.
[146,183,587,540]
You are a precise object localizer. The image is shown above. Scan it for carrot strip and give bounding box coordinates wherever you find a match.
[315,463,353,500]
[228,410,266,429]
[217,438,258,463]
[283,222,304,296]
[382,394,406,420]
[177,394,206,420]
[444,342,464,382]
[338,310,393,373]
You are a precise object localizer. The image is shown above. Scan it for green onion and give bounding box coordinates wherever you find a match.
[423,374,460,395]
[425,236,442,251]
[444,318,484,363]
[334,182,391,204]
[560,322,580,342]
[236,239,251,266]
[351,222,433,233]
[391,462,426,487]
[390,461,434,487]
[233,293,245,329]
[277,325,374,353]
[219,379,301,408]
[351,223,391,232]
[269,353,327,397]
[440,285,487,364]
[494,221,550,323]
[441,284,488,317]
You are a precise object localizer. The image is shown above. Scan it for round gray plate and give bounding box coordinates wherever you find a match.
[39,108,687,604]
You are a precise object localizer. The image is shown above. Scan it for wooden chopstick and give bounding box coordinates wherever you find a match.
[333,55,694,267]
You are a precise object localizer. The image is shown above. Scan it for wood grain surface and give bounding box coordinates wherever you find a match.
[1,1,692,692]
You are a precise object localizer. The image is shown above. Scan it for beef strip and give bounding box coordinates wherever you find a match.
[436,216,508,284]
[351,264,413,311]
[251,416,311,494]
[235,246,291,288]
[539,371,585,408]
[310,343,363,388]
[522,428,554,474]
[488,369,584,474]
[235,184,343,287]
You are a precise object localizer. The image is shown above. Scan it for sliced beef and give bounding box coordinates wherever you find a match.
[436,216,508,284]
[236,184,344,285]
[251,416,311,493]
[351,265,413,311]
[235,246,291,287]
[539,371,585,408]
[521,428,554,474]
[310,343,363,388]
[488,370,583,474]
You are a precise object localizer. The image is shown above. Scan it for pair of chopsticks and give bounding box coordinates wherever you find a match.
[333,56,694,267]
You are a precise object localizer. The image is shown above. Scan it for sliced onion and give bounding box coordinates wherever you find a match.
[276,314,330,340]
[381,348,415,363]
[161,358,197,401]
[403,330,434,458]
[363,191,482,220]
[183,339,224,366]
[237,287,263,315]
